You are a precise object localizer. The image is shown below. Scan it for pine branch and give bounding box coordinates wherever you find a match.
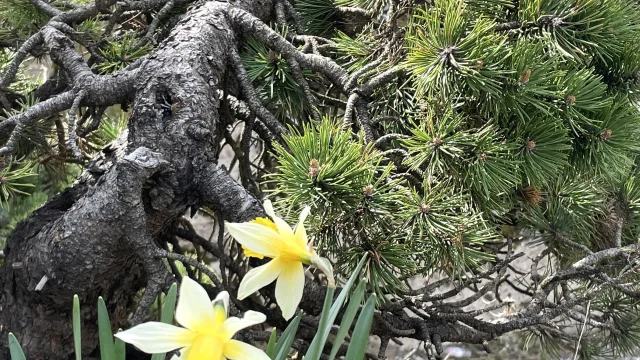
[228,49,288,137]
[229,7,350,91]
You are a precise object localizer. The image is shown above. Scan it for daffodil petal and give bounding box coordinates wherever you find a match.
[223,339,271,360]
[237,257,285,299]
[275,261,305,320]
[212,291,229,326]
[220,311,267,339]
[263,200,295,239]
[294,206,310,248]
[226,222,282,258]
[188,335,223,360]
[262,199,277,221]
[175,276,215,332]
[114,322,195,353]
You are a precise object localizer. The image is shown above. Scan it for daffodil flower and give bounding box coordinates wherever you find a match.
[226,200,334,320]
[114,277,270,360]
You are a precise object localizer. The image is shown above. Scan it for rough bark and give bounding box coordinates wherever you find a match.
[0,1,272,358]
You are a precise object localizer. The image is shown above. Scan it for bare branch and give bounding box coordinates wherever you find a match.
[67,90,87,160]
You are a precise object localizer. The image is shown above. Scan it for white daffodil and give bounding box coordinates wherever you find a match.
[114,276,269,360]
[226,200,334,320]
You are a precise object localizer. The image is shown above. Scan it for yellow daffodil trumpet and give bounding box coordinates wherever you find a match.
[226,200,334,320]
[114,276,270,360]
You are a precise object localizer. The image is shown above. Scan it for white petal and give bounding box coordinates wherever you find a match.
[114,322,194,353]
[213,291,229,326]
[294,206,311,248]
[226,222,282,257]
[275,262,305,320]
[175,276,215,332]
[220,311,267,339]
[224,340,271,360]
[237,257,285,300]
[263,200,295,239]
[262,199,277,220]
[213,290,230,316]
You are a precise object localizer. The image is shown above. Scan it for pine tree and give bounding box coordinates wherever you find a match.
[2,0,640,358]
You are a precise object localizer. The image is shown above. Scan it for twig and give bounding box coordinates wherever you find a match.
[284,55,319,121]
[132,0,176,50]
[160,250,223,287]
[79,106,107,137]
[0,32,44,94]
[573,300,591,360]
[30,0,63,17]
[282,0,304,34]
[67,90,87,159]
[0,91,76,157]
[615,214,624,248]
[374,133,408,148]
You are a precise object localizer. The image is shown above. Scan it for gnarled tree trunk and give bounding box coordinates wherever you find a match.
[0,1,272,357]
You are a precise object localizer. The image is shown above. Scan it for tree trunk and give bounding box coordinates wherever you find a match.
[0,1,273,358]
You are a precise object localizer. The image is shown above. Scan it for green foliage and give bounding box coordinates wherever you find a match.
[405,0,510,97]
[96,32,152,74]
[8,333,26,360]
[295,0,336,36]
[0,0,48,39]
[241,29,316,121]
[0,158,37,201]
[269,255,374,360]
[271,117,499,294]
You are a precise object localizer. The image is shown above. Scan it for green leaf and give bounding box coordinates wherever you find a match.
[344,294,376,360]
[98,297,116,360]
[266,328,278,358]
[114,330,126,360]
[305,254,368,360]
[8,333,26,360]
[151,283,178,360]
[73,295,82,360]
[160,283,178,323]
[329,278,367,360]
[305,286,336,360]
[273,315,302,360]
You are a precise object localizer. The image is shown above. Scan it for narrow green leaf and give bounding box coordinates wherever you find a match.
[160,283,178,323]
[98,297,116,360]
[344,294,376,360]
[328,279,367,360]
[114,329,126,360]
[73,295,82,360]
[305,286,336,360]
[305,254,368,360]
[273,314,302,360]
[266,328,278,358]
[8,333,26,360]
[151,283,178,360]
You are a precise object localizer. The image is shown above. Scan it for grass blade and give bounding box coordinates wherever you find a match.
[305,286,336,360]
[114,330,126,360]
[328,278,367,360]
[151,283,178,360]
[273,314,302,360]
[8,333,26,360]
[73,295,82,360]
[160,283,178,323]
[98,297,116,360]
[266,328,278,358]
[344,294,376,360]
[306,254,368,360]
